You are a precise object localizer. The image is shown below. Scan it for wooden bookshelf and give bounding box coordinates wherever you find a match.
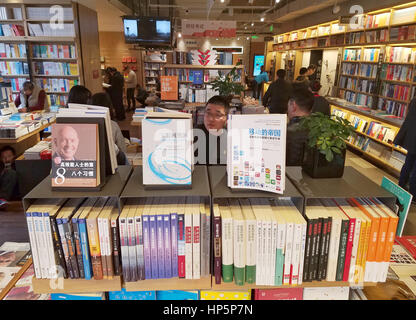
[125,277,212,292]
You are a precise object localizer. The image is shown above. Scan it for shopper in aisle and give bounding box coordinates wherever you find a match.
[252,65,269,100]
[124,65,137,112]
[263,69,293,114]
[286,88,315,166]
[309,80,331,116]
[14,81,49,113]
[91,92,129,165]
[106,67,126,121]
[0,160,18,202]
[135,84,149,107]
[306,64,317,81]
[0,146,16,170]
[394,98,416,200]
[294,67,309,88]
[194,95,228,165]
[67,85,92,105]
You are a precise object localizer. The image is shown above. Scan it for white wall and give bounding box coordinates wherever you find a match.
[301,51,311,68]
[320,49,340,96]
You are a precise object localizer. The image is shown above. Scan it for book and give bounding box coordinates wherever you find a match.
[51,123,100,188]
[229,199,246,286]
[212,203,222,285]
[254,288,303,300]
[219,199,233,283]
[149,199,159,279]
[155,199,165,279]
[335,206,350,282]
[110,205,121,276]
[162,199,172,279]
[303,287,350,300]
[192,196,201,280]
[177,197,186,278]
[270,199,287,286]
[396,236,416,260]
[134,199,145,280]
[239,199,256,284]
[170,199,179,278]
[119,200,131,281]
[200,290,251,300]
[142,198,153,279]
[184,196,193,279]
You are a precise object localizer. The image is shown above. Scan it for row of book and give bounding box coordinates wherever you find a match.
[339,76,357,91]
[26,6,74,20]
[365,13,390,28]
[362,48,380,62]
[365,29,388,43]
[23,140,51,160]
[0,61,29,75]
[385,47,416,64]
[391,6,416,25]
[28,23,75,38]
[341,63,358,76]
[33,61,79,76]
[346,32,364,45]
[343,49,361,61]
[389,25,416,42]
[357,79,375,94]
[0,6,22,20]
[380,64,413,82]
[0,24,24,37]
[0,43,26,58]
[339,90,356,104]
[356,93,373,108]
[179,85,219,104]
[32,44,77,60]
[6,77,27,93]
[366,122,396,144]
[377,99,407,119]
[35,78,79,93]
[380,83,411,102]
[47,94,68,108]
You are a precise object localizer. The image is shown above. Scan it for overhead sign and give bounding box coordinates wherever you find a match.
[182,20,237,38]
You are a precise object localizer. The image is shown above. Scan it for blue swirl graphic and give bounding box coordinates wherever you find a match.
[148,152,191,185]
[145,119,172,125]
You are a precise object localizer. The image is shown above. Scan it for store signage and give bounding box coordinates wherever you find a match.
[191,49,218,66]
[160,76,178,101]
[182,19,237,38]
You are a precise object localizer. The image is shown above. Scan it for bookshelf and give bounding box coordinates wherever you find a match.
[142,51,167,92]
[0,1,102,108]
[120,165,212,291]
[23,165,133,294]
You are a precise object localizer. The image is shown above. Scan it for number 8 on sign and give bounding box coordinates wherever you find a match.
[54,168,66,185]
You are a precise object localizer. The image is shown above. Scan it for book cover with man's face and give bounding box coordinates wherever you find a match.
[51,123,99,188]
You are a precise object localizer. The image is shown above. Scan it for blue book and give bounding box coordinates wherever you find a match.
[149,215,158,279]
[78,217,92,280]
[156,215,165,279]
[142,214,152,279]
[108,289,155,301]
[156,290,199,300]
[170,212,178,278]
[163,214,172,278]
[51,293,105,300]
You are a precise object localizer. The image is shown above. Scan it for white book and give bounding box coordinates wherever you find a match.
[283,208,294,285]
[25,208,42,279]
[271,199,287,286]
[239,199,257,284]
[118,203,130,281]
[286,201,303,286]
[250,198,264,285]
[192,196,201,280]
[298,215,307,286]
[269,203,278,286]
[33,211,48,279]
[229,199,246,285]
[184,197,193,279]
[220,199,234,283]
[134,199,144,279]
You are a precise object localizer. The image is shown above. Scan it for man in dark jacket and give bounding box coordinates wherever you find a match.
[107,67,126,121]
[309,80,330,116]
[394,98,416,199]
[263,69,293,114]
[286,88,315,166]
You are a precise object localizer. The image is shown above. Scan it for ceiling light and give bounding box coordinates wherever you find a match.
[275,0,280,3]
[247,36,250,40]
[237,37,240,40]
[178,33,182,38]
[251,22,254,26]
[221,0,225,3]
[260,17,265,22]
[248,0,254,3]
[245,26,247,29]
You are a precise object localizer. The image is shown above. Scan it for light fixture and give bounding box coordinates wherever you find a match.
[245,26,247,29]
[260,17,265,22]
[246,36,250,40]
[251,22,254,26]
[275,0,280,3]
[237,37,240,40]
[178,33,182,38]
[220,0,225,3]
[248,0,254,3]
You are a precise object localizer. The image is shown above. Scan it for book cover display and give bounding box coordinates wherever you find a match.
[227,114,287,194]
[51,123,100,188]
[142,112,193,186]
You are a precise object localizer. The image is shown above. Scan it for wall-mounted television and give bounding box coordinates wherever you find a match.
[123,16,172,47]
[253,55,265,77]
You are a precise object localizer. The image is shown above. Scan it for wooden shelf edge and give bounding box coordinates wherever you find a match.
[0,258,32,300]
[124,276,212,292]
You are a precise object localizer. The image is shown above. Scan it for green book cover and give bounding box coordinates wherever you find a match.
[234,266,245,286]
[245,265,255,284]
[222,264,233,283]
[275,249,284,286]
[336,219,350,281]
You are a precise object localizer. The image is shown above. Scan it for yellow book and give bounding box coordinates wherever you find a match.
[200,290,251,300]
[69,63,79,76]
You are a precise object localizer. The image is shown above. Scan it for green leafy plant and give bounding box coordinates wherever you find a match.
[300,112,355,162]
[210,61,245,97]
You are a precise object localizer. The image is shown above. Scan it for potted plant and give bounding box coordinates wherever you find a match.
[299,112,355,178]
[210,61,245,102]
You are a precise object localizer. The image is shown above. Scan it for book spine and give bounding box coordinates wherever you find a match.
[63,218,80,279]
[26,212,42,279]
[50,216,67,279]
[98,217,108,280]
[342,216,355,282]
[222,216,233,283]
[57,218,74,279]
[246,218,256,285]
[266,218,272,286]
[185,211,193,280]
[213,215,222,284]
[43,213,56,279]
[78,218,92,280]
[317,218,328,281]
[283,222,294,285]
[156,215,165,279]
[135,216,145,280]
[291,223,302,285]
[86,218,103,280]
[303,219,313,282]
[34,212,48,279]
[298,222,307,286]
[103,217,114,279]
[200,208,206,278]
[119,215,130,281]
[336,219,350,281]
[177,214,186,278]
[149,215,158,279]
[255,217,263,285]
[275,222,286,286]
[203,209,211,278]
[164,214,172,279]
[311,218,322,281]
[127,216,138,281]
[110,219,121,276]
[322,217,332,281]
[234,217,245,286]
[72,217,85,279]
[170,213,178,278]
[142,215,152,280]
[192,211,201,280]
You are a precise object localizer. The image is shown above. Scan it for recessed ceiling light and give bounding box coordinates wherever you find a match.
[260,17,265,22]
[221,0,225,3]
[245,26,247,29]
[178,33,182,38]
[275,0,280,3]
[251,22,254,26]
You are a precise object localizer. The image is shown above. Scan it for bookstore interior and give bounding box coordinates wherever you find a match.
[2,0,416,304]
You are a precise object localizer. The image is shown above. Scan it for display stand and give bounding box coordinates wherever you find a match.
[120,165,212,291]
[23,166,133,295]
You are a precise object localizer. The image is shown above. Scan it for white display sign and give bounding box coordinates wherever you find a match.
[182,19,237,38]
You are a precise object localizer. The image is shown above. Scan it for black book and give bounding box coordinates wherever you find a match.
[336,217,350,281]
[57,217,74,279]
[71,216,85,279]
[62,216,80,279]
[317,217,328,281]
[308,218,319,281]
[111,216,121,276]
[322,216,332,280]
[302,218,314,282]
[311,217,323,281]
[49,216,68,278]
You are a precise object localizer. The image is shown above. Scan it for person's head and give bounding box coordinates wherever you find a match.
[204,96,230,131]
[67,85,92,105]
[0,146,16,166]
[260,65,265,73]
[54,125,80,161]
[309,80,322,93]
[299,67,308,76]
[23,81,35,96]
[276,69,286,80]
[287,88,314,120]
[106,67,116,76]
[91,92,113,109]
[307,64,317,76]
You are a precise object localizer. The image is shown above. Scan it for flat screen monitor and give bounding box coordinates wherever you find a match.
[123,16,172,46]
[253,55,265,77]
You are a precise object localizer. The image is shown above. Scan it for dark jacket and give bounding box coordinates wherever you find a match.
[0,168,18,201]
[263,79,293,114]
[394,98,416,154]
[286,116,309,166]
[312,94,331,116]
[194,124,227,166]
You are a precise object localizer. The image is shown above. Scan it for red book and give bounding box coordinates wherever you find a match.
[254,288,303,300]
[177,214,185,278]
[213,207,222,284]
[396,236,416,260]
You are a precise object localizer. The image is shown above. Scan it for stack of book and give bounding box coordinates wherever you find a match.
[343,49,361,61]
[385,47,416,64]
[7,78,27,92]
[381,64,413,82]
[380,83,410,102]
[23,140,51,160]
[0,43,26,58]
[359,64,378,78]
[366,122,396,144]
[0,61,29,75]
[363,48,380,62]
[377,99,407,119]
[0,24,25,37]
[32,44,77,59]
[28,23,75,38]
[26,6,74,20]
[35,78,79,93]
[33,62,79,76]
[0,6,22,20]
[365,13,390,28]
[342,63,358,76]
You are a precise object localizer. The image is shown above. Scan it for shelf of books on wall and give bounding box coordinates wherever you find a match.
[143,51,167,92]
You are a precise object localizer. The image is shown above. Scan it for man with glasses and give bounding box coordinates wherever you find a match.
[194,96,229,165]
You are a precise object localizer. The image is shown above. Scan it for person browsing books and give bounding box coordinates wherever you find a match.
[194,96,229,165]
[0,158,18,202]
[263,69,293,114]
[124,65,137,112]
[252,65,269,100]
[53,125,80,163]
[286,88,315,166]
[14,81,49,113]
[0,146,16,170]
[309,80,330,116]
